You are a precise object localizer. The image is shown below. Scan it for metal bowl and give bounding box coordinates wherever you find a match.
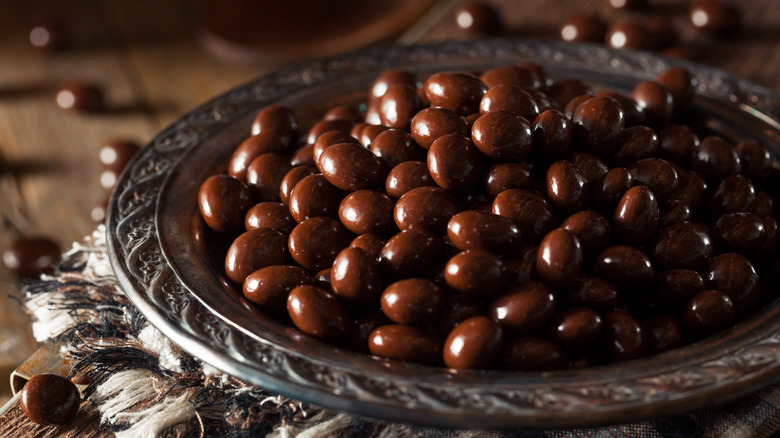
[106,38,780,430]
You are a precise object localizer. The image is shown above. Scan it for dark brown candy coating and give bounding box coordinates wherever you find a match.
[2,237,60,278]
[605,19,652,51]
[243,265,313,309]
[599,312,646,362]
[445,249,508,297]
[656,67,696,114]
[652,269,706,308]
[691,136,741,182]
[246,153,292,202]
[381,278,444,325]
[99,140,140,172]
[446,210,521,254]
[314,268,333,292]
[427,134,483,191]
[613,185,660,246]
[711,212,765,256]
[562,275,620,311]
[369,325,442,365]
[536,228,583,288]
[560,14,607,43]
[288,217,351,272]
[479,85,540,121]
[385,161,435,199]
[229,132,290,181]
[546,160,589,215]
[443,316,503,369]
[279,165,318,205]
[607,126,659,167]
[754,191,775,217]
[628,158,679,201]
[369,70,417,101]
[480,65,539,89]
[471,111,532,161]
[591,167,633,213]
[642,315,685,354]
[379,229,440,278]
[305,119,353,145]
[394,186,460,235]
[660,200,693,227]
[492,189,557,242]
[454,1,503,35]
[410,107,469,149]
[597,92,645,128]
[498,337,567,371]
[734,140,773,183]
[563,94,593,120]
[658,124,699,166]
[689,0,740,35]
[566,152,609,185]
[549,307,603,352]
[571,96,625,155]
[706,253,760,316]
[631,81,673,129]
[358,124,391,147]
[245,202,297,235]
[338,190,395,235]
[331,247,382,308]
[313,131,360,166]
[288,174,343,223]
[668,170,707,210]
[350,312,391,353]
[290,144,315,167]
[323,105,362,124]
[287,285,352,340]
[682,289,735,336]
[483,162,534,198]
[20,374,80,425]
[594,245,654,292]
[708,175,756,217]
[435,294,485,336]
[370,129,424,170]
[318,143,387,191]
[378,83,423,130]
[55,81,105,112]
[251,105,299,150]
[651,222,713,270]
[560,211,611,259]
[504,245,539,284]
[424,71,487,115]
[488,282,555,335]
[198,174,253,233]
[225,228,288,284]
[547,79,590,109]
[350,234,386,261]
[532,109,572,162]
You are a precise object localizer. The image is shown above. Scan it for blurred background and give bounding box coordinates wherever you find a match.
[0,0,778,408]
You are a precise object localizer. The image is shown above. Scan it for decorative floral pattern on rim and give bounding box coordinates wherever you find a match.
[106,39,780,430]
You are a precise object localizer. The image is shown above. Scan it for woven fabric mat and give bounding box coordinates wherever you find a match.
[19,228,780,438]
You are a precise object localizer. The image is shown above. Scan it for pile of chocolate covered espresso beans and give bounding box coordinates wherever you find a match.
[198,63,778,371]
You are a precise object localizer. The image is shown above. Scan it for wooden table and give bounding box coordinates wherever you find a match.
[0,0,778,435]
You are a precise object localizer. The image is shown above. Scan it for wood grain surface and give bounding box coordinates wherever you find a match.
[0,0,778,435]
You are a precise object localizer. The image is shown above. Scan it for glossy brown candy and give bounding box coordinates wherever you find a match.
[350,234,386,261]
[708,175,756,217]
[549,307,603,352]
[454,1,502,35]
[446,210,521,254]
[668,170,707,210]
[394,186,460,234]
[563,94,593,120]
[536,228,583,288]
[471,111,532,161]
[547,79,590,109]
[560,14,606,43]
[658,124,699,166]
[706,253,759,316]
[443,316,503,369]
[479,85,540,121]
[591,167,633,213]
[605,19,652,51]
[318,143,386,191]
[246,153,292,202]
[480,65,539,89]
[711,212,765,255]
[288,217,351,271]
[20,374,80,425]
[379,229,440,278]
[331,247,382,309]
[410,107,469,149]
[313,131,360,166]
[369,70,417,101]
[532,109,572,162]
[278,165,318,205]
[560,211,611,259]
[424,71,487,115]
[370,129,424,170]
[288,174,343,223]
[692,136,742,182]
[566,152,609,185]
[504,245,539,284]
[689,0,740,35]
[445,249,508,296]
[498,337,567,371]
[650,222,713,271]
[628,158,679,201]
[290,144,315,167]
[571,96,625,155]
[597,92,645,128]
[198,174,253,233]
[250,105,299,150]
[287,285,352,340]
[642,315,685,354]
[243,265,313,309]
[225,228,288,284]
[613,185,660,246]
[323,105,362,124]
[660,200,693,227]
[380,278,444,325]
[546,160,589,215]
[378,83,423,130]
[358,124,391,147]
[631,81,673,129]
[385,161,435,199]
[368,325,442,365]
[599,312,646,362]
[682,289,735,336]
[338,190,395,235]
[435,294,485,336]
[2,237,60,278]
[314,268,333,292]
[55,81,105,112]
[734,140,773,183]
[245,202,296,235]
[594,245,654,292]
[488,282,555,335]
[482,162,535,198]
[653,268,706,308]
[427,134,483,191]
[606,126,659,167]
[229,132,290,181]
[562,275,620,311]
[305,119,353,145]
[350,311,391,352]
[492,189,557,242]
[656,68,696,114]
[99,140,140,172]
[754,191,775,217]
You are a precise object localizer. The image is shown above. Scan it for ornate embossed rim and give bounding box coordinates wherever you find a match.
[107,39,780,430]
